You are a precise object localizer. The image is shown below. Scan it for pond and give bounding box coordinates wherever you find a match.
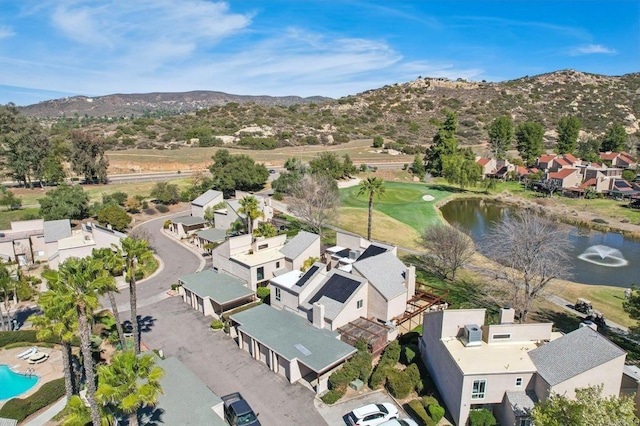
[440,198,640,288]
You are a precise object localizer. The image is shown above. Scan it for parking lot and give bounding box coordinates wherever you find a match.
[315,389,408,425]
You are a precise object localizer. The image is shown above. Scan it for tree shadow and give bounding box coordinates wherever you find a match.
[16,306,41,328]
[532,309,582,334]
[123,315,157,335]
[427,184,468,193]
[139,406,165,425]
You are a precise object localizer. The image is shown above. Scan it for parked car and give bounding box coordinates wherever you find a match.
[221,392,260,426]
[346,403,399,426]
[379,418,419,426]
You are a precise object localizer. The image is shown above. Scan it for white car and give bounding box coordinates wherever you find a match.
[379,418,419,426]
[346,403,399,426]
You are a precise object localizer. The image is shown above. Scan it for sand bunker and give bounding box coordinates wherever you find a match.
[422,195,435,202]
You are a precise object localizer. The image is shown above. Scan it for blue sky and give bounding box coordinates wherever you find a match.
[0,0,638,105]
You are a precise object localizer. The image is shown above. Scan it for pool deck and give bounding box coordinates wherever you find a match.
[0,346,63,407]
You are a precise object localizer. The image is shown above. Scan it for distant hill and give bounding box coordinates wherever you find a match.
[18,70,640,151]
[18,90,331,118]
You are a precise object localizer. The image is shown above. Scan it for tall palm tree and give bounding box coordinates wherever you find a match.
[92,248,126,350]
[62,395,115,426]
[32,290,78,401]
[43,257,115,426]
[117,237,153,355]
[0,261,12,331]
[238,195,264,235]
[96,351,164,426]
[357,177,386,241]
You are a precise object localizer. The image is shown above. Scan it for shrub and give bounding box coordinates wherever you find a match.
[321,389,344,405]
[272,192,284,201]
[170,283,179,291]
[210,320,224,330]
[421,396,438,407]
[407,399,434,426]
[386,369,412,398]
[402,344,418,365]
[592,218,608,224]
[328,368,351,391]
[405,363,422,392]
[427,403,445,424]
[0,378,65,421]
[163,219,171,229]
[469,409,496,426]
[144,207,157,215]
[256,287,270,303]
[156,204,170,213]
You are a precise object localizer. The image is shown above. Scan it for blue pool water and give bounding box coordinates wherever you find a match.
[0,364,38,400]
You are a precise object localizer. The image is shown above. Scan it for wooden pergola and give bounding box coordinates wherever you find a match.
[338,317,390,355]
[394,287,450,331]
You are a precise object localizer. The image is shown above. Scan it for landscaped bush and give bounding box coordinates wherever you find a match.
[256,287,270,303]
[155,204,169,213]
[421,396,438,407]
[0,331,79,347]
[469,409,497,426]
[402,344,418,365]
[210,320,224,330]
[0,378,65,422]
[369,340,401,388]
[386,369,412,398]
[320,389,343,405]
[144,207,157,215]
[407,399,434,426]
[427,403,445,423]
[4,342,55,350]
[405,363,423,392]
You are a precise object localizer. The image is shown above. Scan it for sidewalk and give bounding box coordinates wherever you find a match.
[23,396,66,426]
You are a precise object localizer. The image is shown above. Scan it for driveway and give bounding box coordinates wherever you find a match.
[139,296,327,426]
[315,390,407,426]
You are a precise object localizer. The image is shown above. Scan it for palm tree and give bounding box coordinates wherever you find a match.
[357,177,386,241]
[32,290,78,401]
[62,395,115,426]
[238,195,264,235]
[96,351,164,426]
[0,261,12,331]
[92,248,126,350]
[43,257,115,426]
[118,237,153,355]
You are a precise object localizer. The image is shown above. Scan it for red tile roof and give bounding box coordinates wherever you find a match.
[578,178,596,190]
[554,158,571,167]
[599,152,618,161]
[563,154,579,163]
[538,154,556,164]
[549,168,578,180]
[477,158,491,166]
[618,154,635,164]
[516,166,530,175]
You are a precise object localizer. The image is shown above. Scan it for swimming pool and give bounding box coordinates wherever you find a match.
[0,364,38,400]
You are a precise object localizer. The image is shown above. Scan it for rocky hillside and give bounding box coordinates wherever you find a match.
[19,91,331,117]
[21,70,640,151]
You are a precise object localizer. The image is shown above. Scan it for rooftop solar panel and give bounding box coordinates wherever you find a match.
[309,274,361,304]
[295,265,320,287]
[356,244,387,261]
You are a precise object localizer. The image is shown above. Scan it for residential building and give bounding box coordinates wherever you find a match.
[476,157,497,178]
[169,216,209,239]
[546,168,582,190]
[600,151,637,169]
[191,189,223,218]
[211,231,320,291]
[193,228,227,253]
[420,308,626,426]
[54,222,125,268]
[213,191,273,232]
[229,304,357,394]
[179,270,256,319]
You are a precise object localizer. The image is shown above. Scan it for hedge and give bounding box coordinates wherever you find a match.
[402,344,418,365]
[407,399,434,426]
[4,342,55,350]
[427,404,445,424]
[256,287,270,303]
[469,409,496,426]
[0,331,79,347]
[320,389,344,405]
[369,341,401,389]
[0,378,66,422]
[386,369,412,398]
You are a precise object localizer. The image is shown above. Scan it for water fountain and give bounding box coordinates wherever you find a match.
[577,245,629,267]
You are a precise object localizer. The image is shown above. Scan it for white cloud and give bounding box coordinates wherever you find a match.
[570,44,617,55]
[0,25,15,39]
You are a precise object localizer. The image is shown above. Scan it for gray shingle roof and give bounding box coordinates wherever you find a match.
[302,270,367,320]
[506,391,537,417]
[180,270,254,305]
[353,251,407,300]
[195,228,227,243]
[191,190,223,207]
[43,219,71,243]
[231,304,356,373]
[149,356,226,426]
[529,326,626,386]
[172,216,209,226]
[280,231,319,260]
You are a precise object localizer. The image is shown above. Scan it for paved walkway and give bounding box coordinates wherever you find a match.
[23,397,66,426]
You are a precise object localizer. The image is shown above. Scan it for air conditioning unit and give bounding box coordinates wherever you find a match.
[348,249,360,260]
[462,324,482,347]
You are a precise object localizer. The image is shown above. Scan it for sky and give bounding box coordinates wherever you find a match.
[0,0,638,106]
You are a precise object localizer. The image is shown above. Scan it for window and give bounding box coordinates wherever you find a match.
[276,261,280,269]
[471,379,486,399]
[258,243,268,250]
[492,333,511,340]
[275,287,281,302]
[515,377,523,387]
[257,267,264,281]
[357,299,363,309]
[517,418,532,426]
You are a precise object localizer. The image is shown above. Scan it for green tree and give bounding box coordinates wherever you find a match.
[601,123,628,152]
[96,351,164,426]
[69,130,109,183]
[410,154,425,179]
[39,184,90,220]
[342,154,357,177]
[91,247,127,351]
[254,222,277,238]
[425,110,458,175]
[0,187,22,211]
[238,196,264,235]
[117,237,154,355]
[516,121,545,166]
[531,385,638,426]
[372,136,384,148]
[32,290,78,401]
[96,205,132,232]
[150,182,180,205]
[358,177,386,241]
[61,395,115,426]
[309,152,346,179]
[442,154,481,188]
[623,285,640,334]
[576,137,602,162]
[43,257,117,426]
[208,149,269,197]
[487,116,514,159]
[556,115,581,154]
[622,169,636,182]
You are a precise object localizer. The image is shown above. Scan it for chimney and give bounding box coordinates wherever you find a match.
[312,303,325,329]
[499,307,515,324]
[406,265,416,300]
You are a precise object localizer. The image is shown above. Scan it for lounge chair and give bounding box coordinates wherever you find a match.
[17,347,38,359]
[28,352,49,364]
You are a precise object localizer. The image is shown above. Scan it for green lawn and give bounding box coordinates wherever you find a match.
[339,182,453,233]
[0,208,39,229]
